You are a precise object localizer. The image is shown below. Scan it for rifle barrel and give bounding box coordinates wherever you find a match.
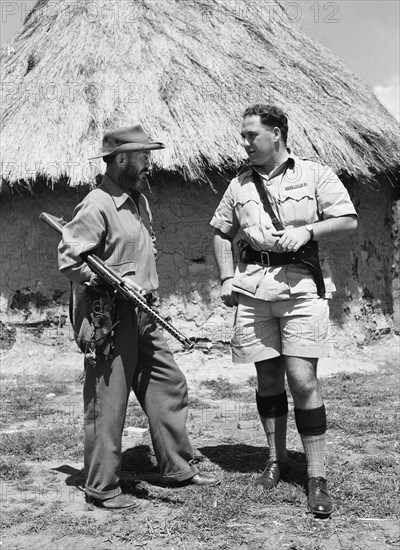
[39,212,194,350]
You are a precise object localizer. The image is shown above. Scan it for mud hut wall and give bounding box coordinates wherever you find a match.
[0,177,396,338]
[0,183,226,336]
[322,177,395,334]
[0,188,87,321]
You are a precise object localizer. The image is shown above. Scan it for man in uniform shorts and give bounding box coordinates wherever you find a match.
[210,104,357,516]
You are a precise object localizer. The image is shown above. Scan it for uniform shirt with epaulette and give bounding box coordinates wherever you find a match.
[210,150,357,301]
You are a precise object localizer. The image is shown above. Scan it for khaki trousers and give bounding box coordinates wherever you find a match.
[83,302,197,500]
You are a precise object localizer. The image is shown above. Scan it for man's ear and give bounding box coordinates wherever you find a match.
[115,152,125,165]
[272,127,281,142]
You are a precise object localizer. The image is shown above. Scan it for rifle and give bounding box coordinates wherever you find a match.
[39,212,194,350]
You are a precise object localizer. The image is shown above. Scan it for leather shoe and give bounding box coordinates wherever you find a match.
[308,477,334,516]
[188,473,221,486]
[255,459,292,490]
[85,493,137,510]
[165,473,221,487]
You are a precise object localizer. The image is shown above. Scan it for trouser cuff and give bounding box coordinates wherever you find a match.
[84,485,122,501]
[160,462,199,483]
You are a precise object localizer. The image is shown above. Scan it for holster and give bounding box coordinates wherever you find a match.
[294,242,326,297]
[72,286,119,365]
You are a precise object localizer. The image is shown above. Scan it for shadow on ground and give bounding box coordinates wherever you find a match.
[51,443,309,496]
[199,444,308,485]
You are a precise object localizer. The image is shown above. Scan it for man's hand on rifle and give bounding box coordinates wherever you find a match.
[85,273,146,299]
[86,273,103,287]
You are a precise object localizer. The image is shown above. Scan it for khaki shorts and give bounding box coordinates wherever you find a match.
[231,294,334,364]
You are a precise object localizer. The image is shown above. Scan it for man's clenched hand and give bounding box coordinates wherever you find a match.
[221,279,238,307]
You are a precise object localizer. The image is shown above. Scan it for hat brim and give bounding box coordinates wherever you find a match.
[89,141,165,160]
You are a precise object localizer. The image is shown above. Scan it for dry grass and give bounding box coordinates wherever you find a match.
[1,359,399,549]
[1,381,69,427]
[1,326,399,549]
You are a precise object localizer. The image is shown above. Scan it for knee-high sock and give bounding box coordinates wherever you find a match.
[295,405,326,478]
[256,391,288,463]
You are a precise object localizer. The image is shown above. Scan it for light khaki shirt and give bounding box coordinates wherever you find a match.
[210,152,357,301]
[58,174,159,292]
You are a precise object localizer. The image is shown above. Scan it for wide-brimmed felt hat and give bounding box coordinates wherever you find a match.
[89,124,165,160]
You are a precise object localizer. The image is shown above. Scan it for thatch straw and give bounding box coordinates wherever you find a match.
[1,0,399,189]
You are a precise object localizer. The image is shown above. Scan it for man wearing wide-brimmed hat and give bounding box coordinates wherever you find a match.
[58,125,220,509]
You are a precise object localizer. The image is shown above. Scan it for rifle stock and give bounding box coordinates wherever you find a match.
[39,212,194,350]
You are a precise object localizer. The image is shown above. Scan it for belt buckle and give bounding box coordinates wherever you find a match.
[260,251,270,266]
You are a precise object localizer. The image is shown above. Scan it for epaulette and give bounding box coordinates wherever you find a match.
[298,155,326,166]
[236,163,252,178]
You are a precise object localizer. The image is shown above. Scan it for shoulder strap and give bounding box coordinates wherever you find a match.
[237,164,251,177]
[131,190,141,213]
[251,169,284,231]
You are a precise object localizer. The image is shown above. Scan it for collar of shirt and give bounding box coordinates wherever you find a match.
[100,174,136,209]
[254,148,297,182]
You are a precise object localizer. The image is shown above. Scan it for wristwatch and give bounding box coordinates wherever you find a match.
[305,224,314,240]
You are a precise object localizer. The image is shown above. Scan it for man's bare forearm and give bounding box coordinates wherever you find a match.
[271,215,358,254]
[213,229,235,281]
[311,215,358,242]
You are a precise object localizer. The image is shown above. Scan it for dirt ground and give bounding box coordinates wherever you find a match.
[1,325,399,549]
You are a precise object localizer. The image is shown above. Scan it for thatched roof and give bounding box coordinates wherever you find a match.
[1,0,399,189]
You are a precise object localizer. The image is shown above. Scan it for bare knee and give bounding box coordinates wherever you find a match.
[289,378,318,401]
[286,370,322,408]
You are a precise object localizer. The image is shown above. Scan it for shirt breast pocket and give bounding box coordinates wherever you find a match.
[278,186,316,226]
[234,191,261,229]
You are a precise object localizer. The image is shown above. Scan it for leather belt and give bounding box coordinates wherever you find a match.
[239,241,326,297]
[242,247,299,267]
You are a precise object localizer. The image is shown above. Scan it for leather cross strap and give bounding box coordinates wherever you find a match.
[245,168,326,297]
[251,169,284,231]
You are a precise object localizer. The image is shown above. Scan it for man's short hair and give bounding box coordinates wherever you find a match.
[104,153,120,166]
[243,104,289,143]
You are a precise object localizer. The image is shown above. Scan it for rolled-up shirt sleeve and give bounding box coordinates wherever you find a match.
[316,166,357,219]
[58,201,106,284]
[209,181,239,239]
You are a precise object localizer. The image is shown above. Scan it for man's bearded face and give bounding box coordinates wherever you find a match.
[117,162,143,191]
[116,151,150,192]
